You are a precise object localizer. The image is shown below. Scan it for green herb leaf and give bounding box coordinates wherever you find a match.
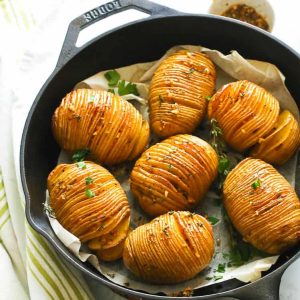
[213,275,223,281]
[117,80,139,96]
[216,263,226,273]
[207,216,220,225]
[85,189,95,198]
[76,161,87,170]
[108,88,115,94]
[252,178,261,190]
[205,276,213,280]
[205,96,212,101]
[218,156,230,174]
[104,70,120,87]
[167,164,173,171]
[85,177,93,185]
[72,149,90,162]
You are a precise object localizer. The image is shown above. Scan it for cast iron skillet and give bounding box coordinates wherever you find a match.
[20,0,300,299]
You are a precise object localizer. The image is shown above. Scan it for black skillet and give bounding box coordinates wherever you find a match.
[20,0,300,299]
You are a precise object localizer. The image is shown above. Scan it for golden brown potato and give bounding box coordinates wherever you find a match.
[251,110,300,165]
[149,50,216,137]
[130,134,218,216]
[52,89,150,165]
[208,80,280,152]
[123,211,214,284]
[47,161,130,261]
[223,158,300,254]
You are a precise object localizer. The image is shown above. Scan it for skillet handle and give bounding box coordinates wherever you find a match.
[56,0,178,68]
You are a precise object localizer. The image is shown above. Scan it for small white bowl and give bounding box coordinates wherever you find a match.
[209,0,275,32]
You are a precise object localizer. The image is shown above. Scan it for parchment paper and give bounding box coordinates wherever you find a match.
[46,45,299,295]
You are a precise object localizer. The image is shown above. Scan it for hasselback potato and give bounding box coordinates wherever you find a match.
[47,161,130,261]
[223,158,300,254]
[130,134,218,216]
[251,110,300,165]
[123,211,214,284]
[149,50,216,137]
[208,80,280,152]
[52,88,150,165]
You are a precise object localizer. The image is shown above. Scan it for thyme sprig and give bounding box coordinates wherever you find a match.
[210,118,231,189]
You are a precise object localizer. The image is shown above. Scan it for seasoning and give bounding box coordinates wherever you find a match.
[222,4,269,31]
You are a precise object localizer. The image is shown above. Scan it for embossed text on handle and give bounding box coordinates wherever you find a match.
[84,0,122,23]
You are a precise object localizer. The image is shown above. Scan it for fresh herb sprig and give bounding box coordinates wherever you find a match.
[104,70,139,96]
[222,207,268,267]
[210,118,231,189]
[72,149,90,162]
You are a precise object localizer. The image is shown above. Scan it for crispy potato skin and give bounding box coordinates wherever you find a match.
[52,89,150,165]
[223,158,300,254]
[47,161,130,261]
[251,110,300,165]
[123,211,214,284]
[149,50,216,137]
[208,80,280,152]
[130,134,218,216]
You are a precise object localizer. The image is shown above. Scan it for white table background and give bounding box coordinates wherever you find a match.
[1,0,300,299]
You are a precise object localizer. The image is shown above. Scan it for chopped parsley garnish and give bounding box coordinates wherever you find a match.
[252,178,261,190]
[216,263,226,273]
[85,177,93,185]
[104,70,139,96]
[72,149,90,162]
[76,161,87,170]
[104,70,120,87]
[117,80,139,96]
[207,216,220,225]
[85,189,95,198]
[213,275,223,281]
[205,96,212,101]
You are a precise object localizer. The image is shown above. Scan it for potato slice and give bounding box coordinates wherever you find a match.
[130,134,218,216]
[251,110,300,165]
[48,161,130,261]
[208,80,280,152]
[52,89,150,165]
[149,50,216,137]
[123,211,214,284]
[224,158,300,254]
